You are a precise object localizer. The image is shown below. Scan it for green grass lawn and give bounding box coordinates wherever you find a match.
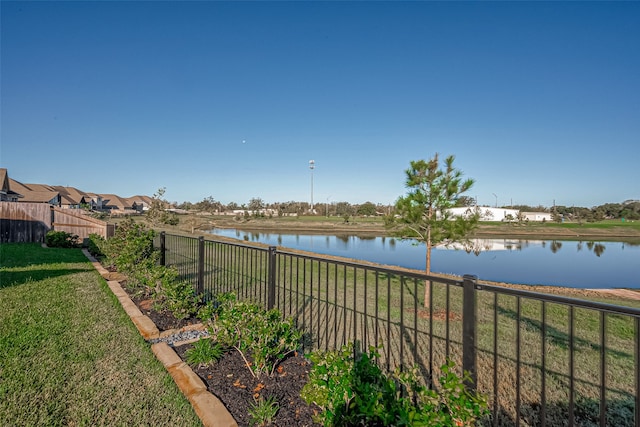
[0,243,202,426]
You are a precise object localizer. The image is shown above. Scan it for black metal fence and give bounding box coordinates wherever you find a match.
[158,232,640,427]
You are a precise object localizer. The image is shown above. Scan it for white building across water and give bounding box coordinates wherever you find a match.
[448,206,552,222]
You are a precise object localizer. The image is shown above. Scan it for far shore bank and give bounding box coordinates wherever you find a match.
[193,216,640,241]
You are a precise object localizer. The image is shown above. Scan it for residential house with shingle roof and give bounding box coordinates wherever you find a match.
[8,178,60,205]
[0,168,23,201]
[51,186,90,209]
[99,194,137,215]
[84,193,105,211]
[1,168,155,214]
[126,195,155,213]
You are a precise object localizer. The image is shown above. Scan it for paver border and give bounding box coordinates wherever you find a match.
[83,249,238,427]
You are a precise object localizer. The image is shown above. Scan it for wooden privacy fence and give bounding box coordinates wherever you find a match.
[0,202,113,243]
[51,207,114,240]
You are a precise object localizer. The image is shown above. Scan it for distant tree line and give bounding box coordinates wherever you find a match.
[175,197,391,219]
[503,201,640,222]
[174,197,639,222]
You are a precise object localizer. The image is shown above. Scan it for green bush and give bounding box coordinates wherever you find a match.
[154,275,201,320]
[185,339,224,366]
[301,344,489,426]
[101,218,157,274]
[97,218,201,319]
[45,231,80,248]
[161,212,179,225]
[208,293,302,378]
[196,300,218,323]
[87,233,105,258]
[248,395,279,427]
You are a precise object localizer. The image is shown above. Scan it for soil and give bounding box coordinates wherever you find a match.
[121,283,201,331]
[120,283,321,426]
[174,345,321,427]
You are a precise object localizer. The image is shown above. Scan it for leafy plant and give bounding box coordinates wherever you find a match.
[155,276,201,320]
[97,218,201,318]
[248,395,279,426]
[301,344,488,426]
[208,293,302,377]
[101,217,157,274]
[45,230,80,248]
[86,233,105,258]
[184,339,224,366]
[196,300,218,323]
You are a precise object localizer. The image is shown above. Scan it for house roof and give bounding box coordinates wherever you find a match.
[99,194,135,210]
[20,191,60,203]
[0,168,9,194]
[51,186,88,205]
[8,178,59,203]
[3,170,154,209]
[126,195,155,206]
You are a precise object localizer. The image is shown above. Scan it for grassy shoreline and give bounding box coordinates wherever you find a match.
[135,213,640,241]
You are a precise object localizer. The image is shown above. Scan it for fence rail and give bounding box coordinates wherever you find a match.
[157,232,640,427]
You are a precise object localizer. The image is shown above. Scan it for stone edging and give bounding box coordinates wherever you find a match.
[82,249,238,427]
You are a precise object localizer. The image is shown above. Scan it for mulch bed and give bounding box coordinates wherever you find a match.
[174,345,321,427]
[120,282,322,426]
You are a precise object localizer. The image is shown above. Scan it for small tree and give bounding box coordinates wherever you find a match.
[388,154,479,307]
[248,197,265,217]
[356,201,377,216]
[146,187,169,225]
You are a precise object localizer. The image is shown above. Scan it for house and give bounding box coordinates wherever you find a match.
[0,168,23,202]
[99,194,138,215]
[126,195,155,213]
[51,186,90,209]
[84,193,105,211]
[1,169,157,215]
[8,178,60,205]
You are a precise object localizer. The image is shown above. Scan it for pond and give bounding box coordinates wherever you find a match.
[207,228,640,289]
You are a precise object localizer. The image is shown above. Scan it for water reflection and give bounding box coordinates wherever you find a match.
[208,228,640,288]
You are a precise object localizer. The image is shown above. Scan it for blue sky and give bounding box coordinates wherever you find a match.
[2,1,638,208]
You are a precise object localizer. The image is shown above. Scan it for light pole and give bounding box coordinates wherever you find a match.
[492,193,498,208]
[309,160,315,214]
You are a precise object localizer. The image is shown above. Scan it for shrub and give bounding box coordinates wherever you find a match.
[196,300,218,323]
[154,275,201,320]
[87,233,105,258]
[45,230,80,248]
[301,344,489,426]
[248,395,279,427]
[161,212,180,225]
[208,293,302,378]
[185,339,224,366]
[97,218,201,319]
[101,217,157,274]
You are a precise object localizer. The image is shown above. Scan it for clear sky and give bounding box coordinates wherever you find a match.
[1,1,638,208]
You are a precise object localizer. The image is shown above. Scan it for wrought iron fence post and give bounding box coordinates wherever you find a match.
[159,232,166,266]
[197,236,205,295]
[267,246,277,310]
[462,274,478,391]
